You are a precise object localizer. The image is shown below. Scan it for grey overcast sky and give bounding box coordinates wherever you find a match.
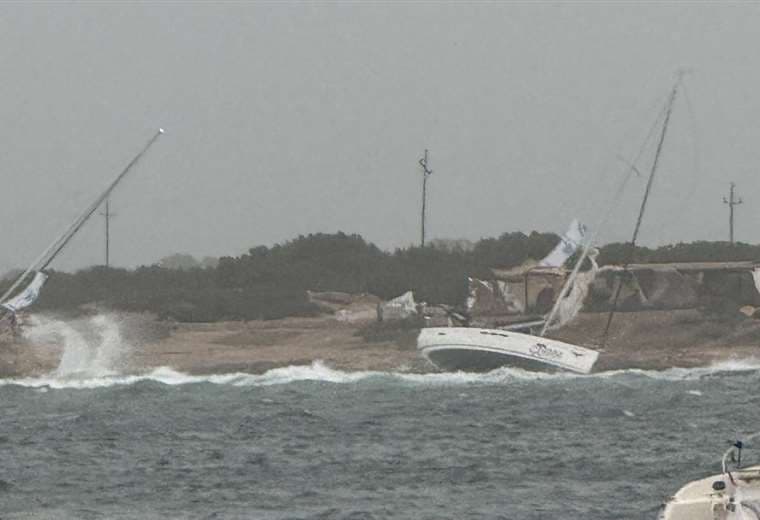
[0,2,758,271]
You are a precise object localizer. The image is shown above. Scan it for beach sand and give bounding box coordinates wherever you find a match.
[2,309,760,377]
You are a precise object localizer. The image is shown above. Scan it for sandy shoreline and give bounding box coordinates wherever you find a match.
[2,309,760,377]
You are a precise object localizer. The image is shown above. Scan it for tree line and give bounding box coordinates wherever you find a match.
[12,232,760,322]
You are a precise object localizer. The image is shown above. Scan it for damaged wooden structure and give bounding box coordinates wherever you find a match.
[469,260,760,322]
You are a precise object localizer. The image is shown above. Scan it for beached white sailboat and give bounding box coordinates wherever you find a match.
[418,219,600,374]
[418,77,683,374]
[663,436,760,520]
[0,129,164,322]
[417,326,599,373]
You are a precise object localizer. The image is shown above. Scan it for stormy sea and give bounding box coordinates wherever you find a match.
[1,316,759,519]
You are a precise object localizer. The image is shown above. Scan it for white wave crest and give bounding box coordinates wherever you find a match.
[2,358,760,391]
[595,358,760,382]
[0,361,560,390]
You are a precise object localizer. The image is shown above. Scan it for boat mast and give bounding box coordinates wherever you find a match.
[540,234,594,337]
[600,79,681,348]
[540,90,674,336]
[0,129,164,304]
[540,163,641,337]
[38,128,164,272]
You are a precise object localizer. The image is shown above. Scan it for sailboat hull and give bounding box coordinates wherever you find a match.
[417,327,598,374]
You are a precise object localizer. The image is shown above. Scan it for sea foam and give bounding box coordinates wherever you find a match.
[8,314,760,390]
[1,357,760,390]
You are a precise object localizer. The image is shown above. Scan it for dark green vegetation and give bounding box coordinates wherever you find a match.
[597,241,760,265]
[12,233,760,322]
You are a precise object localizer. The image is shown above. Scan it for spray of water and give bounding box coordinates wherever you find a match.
[23,314,130,378]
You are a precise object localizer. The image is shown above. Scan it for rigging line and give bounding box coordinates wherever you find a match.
[680,81,701,184]
[600,78,682,348]
[614,89,671,167]
[659,80,702,236]
[723,430,760,474]
[541,165,634,335]
[541,90,671,335]
[626,99,670,189]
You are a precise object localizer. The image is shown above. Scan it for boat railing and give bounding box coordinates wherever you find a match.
[723,441,744,475]
[722,433,760,476]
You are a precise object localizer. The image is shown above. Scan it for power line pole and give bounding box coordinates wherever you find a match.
[723,182,743,244]
[99,199,116,267]
[418,149,433,247]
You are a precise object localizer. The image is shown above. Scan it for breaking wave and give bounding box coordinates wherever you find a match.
[22,313,130,378]
[595,358,760,381]
[2,358,760,390]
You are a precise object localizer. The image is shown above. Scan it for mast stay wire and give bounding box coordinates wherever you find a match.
[646,79,702,244]
[541,94,671,334]
[600,76,683,348]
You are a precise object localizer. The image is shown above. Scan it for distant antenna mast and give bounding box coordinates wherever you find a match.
[723,182,742,244]
[99,199,116,267]
[418,149,433,247]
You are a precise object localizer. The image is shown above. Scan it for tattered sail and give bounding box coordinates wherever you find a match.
[539,218,587,268]
[1,272,48,313]
[543,249,599,332]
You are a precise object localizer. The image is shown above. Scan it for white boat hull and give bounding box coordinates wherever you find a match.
[417,327,599,374]
[662,466,760,520]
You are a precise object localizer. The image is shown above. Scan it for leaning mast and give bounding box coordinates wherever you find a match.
[600,78,682,347]
[0,128,164,306]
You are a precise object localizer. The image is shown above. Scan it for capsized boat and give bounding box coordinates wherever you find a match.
[662,437,760,520]
[417,326,598,374]
[416,217,601,374]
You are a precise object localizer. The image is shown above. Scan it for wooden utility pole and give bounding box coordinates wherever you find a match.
[723,182,743,244]
[100,199,116,267]
[418,149,433,247]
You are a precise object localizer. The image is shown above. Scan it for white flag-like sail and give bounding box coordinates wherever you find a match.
[1,271,48,313]
[539,219,587,268]
[544,249,599,332]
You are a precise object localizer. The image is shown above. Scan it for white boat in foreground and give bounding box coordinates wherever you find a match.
[663,439,760,519]
[417,327,598,374]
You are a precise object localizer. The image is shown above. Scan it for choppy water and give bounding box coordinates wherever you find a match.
[4,361,760,519]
